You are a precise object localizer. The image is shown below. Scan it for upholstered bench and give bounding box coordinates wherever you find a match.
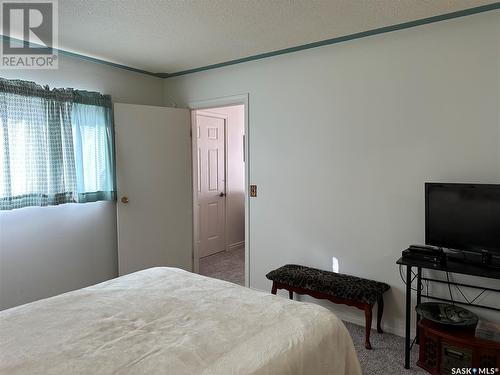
[266,264,390,349]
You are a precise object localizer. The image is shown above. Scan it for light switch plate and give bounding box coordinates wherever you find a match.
[250,185,257,197]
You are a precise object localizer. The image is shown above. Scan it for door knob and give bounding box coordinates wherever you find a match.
[219,192,226,197]
[121,196,129,204]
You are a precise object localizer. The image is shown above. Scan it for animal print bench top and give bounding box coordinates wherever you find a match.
[266,264,390,305]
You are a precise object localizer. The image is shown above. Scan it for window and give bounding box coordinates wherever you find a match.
[0,78,115,210]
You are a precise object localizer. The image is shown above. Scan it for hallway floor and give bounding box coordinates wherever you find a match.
[199,247,245,286]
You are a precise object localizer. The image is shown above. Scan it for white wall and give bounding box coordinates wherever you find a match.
[0,55,164,106]
[164,11,500,335]
[0,52,164,310]
[205,105,245,249]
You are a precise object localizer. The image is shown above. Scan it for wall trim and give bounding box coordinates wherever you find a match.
[265,287,415,338]
[272,287,414,338]
[333,309,413,339]
[163,3,499,78]
[2,4,498,79]
[227,241,245,251]
[0,35,163,78]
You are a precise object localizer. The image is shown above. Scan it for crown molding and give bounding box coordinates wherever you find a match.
[2,3,498,79]
[0,35,163,78]
[163,3,500,78]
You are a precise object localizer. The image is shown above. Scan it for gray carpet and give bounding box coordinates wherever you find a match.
[199,247,245,286]
[344,321,425,375]
[199,251,423,374]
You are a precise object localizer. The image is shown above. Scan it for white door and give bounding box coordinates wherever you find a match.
[196,113,226,258]
[115,103,193,276]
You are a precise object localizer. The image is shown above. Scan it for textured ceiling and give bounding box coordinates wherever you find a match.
[58,0,498,74]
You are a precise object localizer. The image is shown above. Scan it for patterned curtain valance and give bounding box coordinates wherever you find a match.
[72,90,112,107]
[0,78,111,107]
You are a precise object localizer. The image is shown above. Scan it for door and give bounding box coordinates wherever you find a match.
[196,113,226,258]
[114,103,192,276]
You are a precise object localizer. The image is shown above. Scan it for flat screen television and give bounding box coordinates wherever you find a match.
[425,183,500,255]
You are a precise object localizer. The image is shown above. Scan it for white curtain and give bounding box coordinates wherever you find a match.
[0,78,115,210]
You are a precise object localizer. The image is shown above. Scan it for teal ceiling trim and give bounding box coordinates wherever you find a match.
[0,35,163,78]
[57,49,164,78]
[2,3,499,79]
[163,3,500,78]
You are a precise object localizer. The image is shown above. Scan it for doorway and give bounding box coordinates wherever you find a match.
[191,103,246,286]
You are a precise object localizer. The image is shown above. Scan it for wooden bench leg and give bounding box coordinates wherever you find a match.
[271,281,278,295]
[364,305,373,350]
[270,282,293,299]
[377,297,384,334]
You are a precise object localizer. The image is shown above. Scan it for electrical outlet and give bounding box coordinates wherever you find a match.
[250,185,257,197]
[332,257,339,273]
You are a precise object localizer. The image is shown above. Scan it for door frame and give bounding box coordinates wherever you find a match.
[189,94,250,287]
[192,110,228,260]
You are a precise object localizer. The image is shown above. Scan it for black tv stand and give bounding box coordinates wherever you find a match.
[482,250,493,265]
[444,248,500,269]
[396,255,500,370]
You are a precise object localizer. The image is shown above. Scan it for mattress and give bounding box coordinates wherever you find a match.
[0,267,361,375]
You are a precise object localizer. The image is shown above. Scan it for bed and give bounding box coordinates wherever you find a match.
[0,267,361,375]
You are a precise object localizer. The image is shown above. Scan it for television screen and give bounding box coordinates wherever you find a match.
[425,183,500,254]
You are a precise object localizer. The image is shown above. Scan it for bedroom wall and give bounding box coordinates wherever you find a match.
[163,10,500,336]
[0,52,164,310]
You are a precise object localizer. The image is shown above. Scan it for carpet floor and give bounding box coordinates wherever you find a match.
[199,250,424,374]
[199,247,245,286]
[345,321,426,375]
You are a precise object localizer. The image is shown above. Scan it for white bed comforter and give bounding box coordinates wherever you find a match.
[0,267,361,375]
